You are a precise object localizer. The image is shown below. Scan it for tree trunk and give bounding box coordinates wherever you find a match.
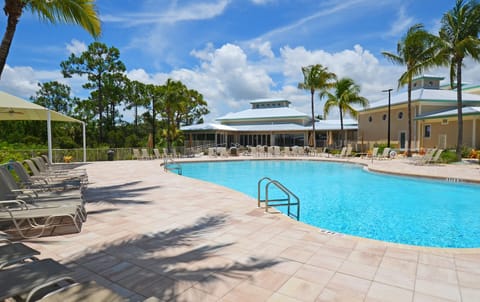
[310,89,316,148]
[339,105,345,147]
[456,60,463,161]
[0,0,24,78]
[152,97,156,148]
[98,77,104,143]
[407,77,412,157]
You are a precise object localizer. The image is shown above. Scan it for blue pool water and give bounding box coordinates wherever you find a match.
[181,160,480,248]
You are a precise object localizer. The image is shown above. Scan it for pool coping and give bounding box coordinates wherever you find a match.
[172,155,480,252]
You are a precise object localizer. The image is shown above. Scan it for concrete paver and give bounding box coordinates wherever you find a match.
[17,156,480,301]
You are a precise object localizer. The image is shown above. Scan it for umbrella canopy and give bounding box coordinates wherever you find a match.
[0,91,86,162]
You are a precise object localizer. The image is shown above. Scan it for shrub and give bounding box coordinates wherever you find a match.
[440,149,459,163]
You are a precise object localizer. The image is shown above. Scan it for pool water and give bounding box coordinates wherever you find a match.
[181,160,480,248]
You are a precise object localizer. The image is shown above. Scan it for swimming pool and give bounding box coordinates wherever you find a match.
[181,160,480,248]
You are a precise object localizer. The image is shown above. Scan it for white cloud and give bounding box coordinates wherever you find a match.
[386,6,415,37]
[249,40,275,58]
[65,39,87,56]
[101,0,230,26]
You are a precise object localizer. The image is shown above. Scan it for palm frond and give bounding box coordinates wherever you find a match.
[27,0,101,38]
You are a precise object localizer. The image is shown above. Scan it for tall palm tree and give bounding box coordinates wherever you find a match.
[0,0,101,78]
[382,24,438,157]
[322,77,369,147]
[298,64,336,148]
[436,0,480,161]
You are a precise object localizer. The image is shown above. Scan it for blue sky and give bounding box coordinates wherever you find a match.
[1,0,478,121]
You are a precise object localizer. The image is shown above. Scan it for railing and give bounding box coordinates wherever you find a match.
[257,177,300,220]
[163,157,182,175]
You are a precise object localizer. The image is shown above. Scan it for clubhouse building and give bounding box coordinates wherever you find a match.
[358,75,480,151]
[182,75,480,151]
[181,98,357,148]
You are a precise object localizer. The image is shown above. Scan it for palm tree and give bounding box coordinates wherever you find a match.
[0,0,101,78]
[382,24,438,157]
[322,77,369,147]
[298,64,336,148]
[436,0,480,161]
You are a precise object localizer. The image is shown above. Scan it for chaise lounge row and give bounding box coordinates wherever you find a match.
[0,156,88,239]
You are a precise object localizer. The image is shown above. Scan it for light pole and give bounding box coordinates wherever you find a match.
[382,89,393,148]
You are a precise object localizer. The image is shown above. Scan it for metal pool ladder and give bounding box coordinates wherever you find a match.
[257,177,300,221]
[163,157,182,175]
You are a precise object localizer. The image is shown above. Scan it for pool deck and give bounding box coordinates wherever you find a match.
[23,156,480,301]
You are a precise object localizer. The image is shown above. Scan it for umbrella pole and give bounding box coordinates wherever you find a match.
[47,110,53,164]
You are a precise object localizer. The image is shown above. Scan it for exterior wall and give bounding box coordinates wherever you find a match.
[358,105,410,148]
[419,118,480,149]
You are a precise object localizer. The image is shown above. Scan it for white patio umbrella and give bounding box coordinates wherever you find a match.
[0,91,86,162]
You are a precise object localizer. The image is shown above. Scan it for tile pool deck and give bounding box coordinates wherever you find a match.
[23,156,480,301]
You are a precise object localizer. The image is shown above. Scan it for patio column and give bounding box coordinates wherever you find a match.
[473,118,476,148]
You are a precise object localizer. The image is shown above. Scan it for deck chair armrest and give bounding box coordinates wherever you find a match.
[26,276,76,302]
[0,199,28,209]
[11,188,40,197]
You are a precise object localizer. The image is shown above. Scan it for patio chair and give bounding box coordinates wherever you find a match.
[153,148,162,159]
[345,146,353,157]
[0,258,73,301]
[282,147,292,157]
[0,241,40,269]
[273,146,281,157]
[370,147,379,158]
[141,148,151,160]
[9,162,82,191]
[33,157,87,178]
[413,148,437,165]
[0,200,84,239]
[25,159,87,184]
[37,281,128,302]
[377,147,391,159]
[0,166,86,223]
[335,147,347,157]
[428,149,444,164]
[132,148,141,160]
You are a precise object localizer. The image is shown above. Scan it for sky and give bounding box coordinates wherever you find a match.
[1,0,479,122]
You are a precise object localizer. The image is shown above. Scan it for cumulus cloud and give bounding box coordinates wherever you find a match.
[65,39,87,56]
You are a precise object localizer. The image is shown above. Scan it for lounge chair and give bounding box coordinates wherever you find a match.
[153,148,162,159]
[132,148,141,160]
[377,147,391,159]
[37,281,128,302]
[25,159,87,184]
[413,148,437,165]
[345,146,353,157]
[0,241,40,269]
[0,258,73,301]
[33,157,86,178]
[273,146,281,156]
[9,162,82,191]
[0,166,86,224]
[335,147,347,157]
[428,149,444,164]
[141,148,151,160]
[0,200,84,239]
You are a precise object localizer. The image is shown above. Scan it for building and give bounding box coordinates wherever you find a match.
[181,98,358,148]
[358,75,480,150]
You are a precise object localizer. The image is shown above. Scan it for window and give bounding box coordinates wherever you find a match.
[441,119,448,125]
[368,116,373,122]
[382,114,387,121]
[424,125,431,138]
[398,112,403,120]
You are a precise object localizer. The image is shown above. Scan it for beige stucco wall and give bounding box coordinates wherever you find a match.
[358,104,413,148]
[419,118,480,149]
